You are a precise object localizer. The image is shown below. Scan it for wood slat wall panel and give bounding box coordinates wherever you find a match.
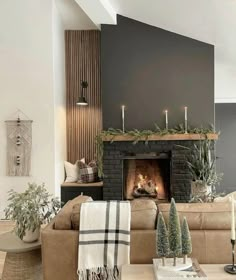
[65,30,102,163]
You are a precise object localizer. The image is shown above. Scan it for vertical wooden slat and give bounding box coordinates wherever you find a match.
[65,30,102,163]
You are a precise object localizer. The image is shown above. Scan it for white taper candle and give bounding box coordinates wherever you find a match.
[184,106,188,121]
[232,195,235,240]
[121,105,125,133]
[184,106,188,134]
[165,110,168,130]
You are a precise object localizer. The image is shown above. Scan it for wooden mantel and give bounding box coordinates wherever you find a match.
[102,133,218,142]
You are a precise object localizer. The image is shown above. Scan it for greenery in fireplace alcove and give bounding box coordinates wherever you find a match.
[180,139,223,186]
[178,139,224,202]
[95,123,216,178]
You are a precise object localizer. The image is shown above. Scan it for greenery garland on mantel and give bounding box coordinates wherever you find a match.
[95,123,217,177]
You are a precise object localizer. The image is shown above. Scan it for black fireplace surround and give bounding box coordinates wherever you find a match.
[102,140,213,202]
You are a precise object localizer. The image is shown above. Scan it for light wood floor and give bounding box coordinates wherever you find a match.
[0,221,15,278]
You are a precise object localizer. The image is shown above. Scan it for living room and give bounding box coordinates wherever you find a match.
[0,0,236,279]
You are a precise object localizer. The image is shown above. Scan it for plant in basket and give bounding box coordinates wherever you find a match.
[5,183,61,242]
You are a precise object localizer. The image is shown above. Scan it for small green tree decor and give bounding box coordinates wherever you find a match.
[156,198,192,268]
[182,217,192,264]
[168,198,182,266]
[156,212,169,266]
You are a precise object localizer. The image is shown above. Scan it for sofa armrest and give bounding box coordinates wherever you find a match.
[41,226,79,280]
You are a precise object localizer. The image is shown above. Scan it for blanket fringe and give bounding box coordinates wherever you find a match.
[78,265,120,280]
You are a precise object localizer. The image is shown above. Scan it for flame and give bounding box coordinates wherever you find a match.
[138,174,144,180]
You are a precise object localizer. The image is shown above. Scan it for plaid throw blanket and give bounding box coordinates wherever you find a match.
[78,201,131,280]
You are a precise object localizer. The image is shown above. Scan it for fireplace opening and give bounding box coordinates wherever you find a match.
[123,153,171,201]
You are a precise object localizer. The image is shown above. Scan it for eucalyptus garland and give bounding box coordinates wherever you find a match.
[95,123,216,178]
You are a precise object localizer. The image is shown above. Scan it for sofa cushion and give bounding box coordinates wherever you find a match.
[54,195,92,230]
[159,202,232,230]
[214,191,236,202]
[130,199,157,230]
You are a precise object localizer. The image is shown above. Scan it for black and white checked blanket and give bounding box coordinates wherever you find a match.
[77,201,131,280]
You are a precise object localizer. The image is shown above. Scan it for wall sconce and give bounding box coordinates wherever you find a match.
[76,81,88,106]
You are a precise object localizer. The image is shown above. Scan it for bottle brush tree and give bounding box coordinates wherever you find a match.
[156,212,169,266]
[182,217,192,264]
[168,198,182,266]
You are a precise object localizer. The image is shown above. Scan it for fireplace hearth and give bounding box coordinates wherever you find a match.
[102,137,215,202]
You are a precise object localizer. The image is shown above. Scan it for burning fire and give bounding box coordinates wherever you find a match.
[137,174,148,189]
[134,173,158,198]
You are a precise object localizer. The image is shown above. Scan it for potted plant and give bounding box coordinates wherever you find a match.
[5,183,61,242]
[181,140,222,202]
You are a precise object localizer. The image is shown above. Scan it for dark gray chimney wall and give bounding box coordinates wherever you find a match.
[101,15,214,130]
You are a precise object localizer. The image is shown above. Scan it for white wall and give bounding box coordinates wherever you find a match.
[215,61,236,103]
[0,0,66,217]
[214,0,236,103]
[53,1,67,197]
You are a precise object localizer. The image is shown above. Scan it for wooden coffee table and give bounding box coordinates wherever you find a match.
[0,232,42,280]
[122,264,236,280]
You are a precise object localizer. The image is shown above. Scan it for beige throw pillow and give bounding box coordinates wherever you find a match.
[64,158,85,183]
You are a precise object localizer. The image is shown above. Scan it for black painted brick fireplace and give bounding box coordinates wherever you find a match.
[102,140,212,202]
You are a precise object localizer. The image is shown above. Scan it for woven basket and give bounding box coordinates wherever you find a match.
[2,249,42,280]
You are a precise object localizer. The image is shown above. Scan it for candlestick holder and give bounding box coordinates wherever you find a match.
[224,239,236,274]
[184,120,188,134]
[122,123,125,134]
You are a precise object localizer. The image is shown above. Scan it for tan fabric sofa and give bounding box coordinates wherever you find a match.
[41,196,233,280]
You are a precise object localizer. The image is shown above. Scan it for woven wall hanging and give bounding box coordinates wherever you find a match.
[5,110,33,176]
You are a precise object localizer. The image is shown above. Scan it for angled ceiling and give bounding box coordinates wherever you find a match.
[57,0,236,64]
[109,0,215,44]
[55,0,96,30]
[108,0,236,65]
[59,0,236,101]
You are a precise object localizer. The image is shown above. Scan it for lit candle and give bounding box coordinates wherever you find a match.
[232,196,235,240]
[165,110,168,130]
[121,105,125,133]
